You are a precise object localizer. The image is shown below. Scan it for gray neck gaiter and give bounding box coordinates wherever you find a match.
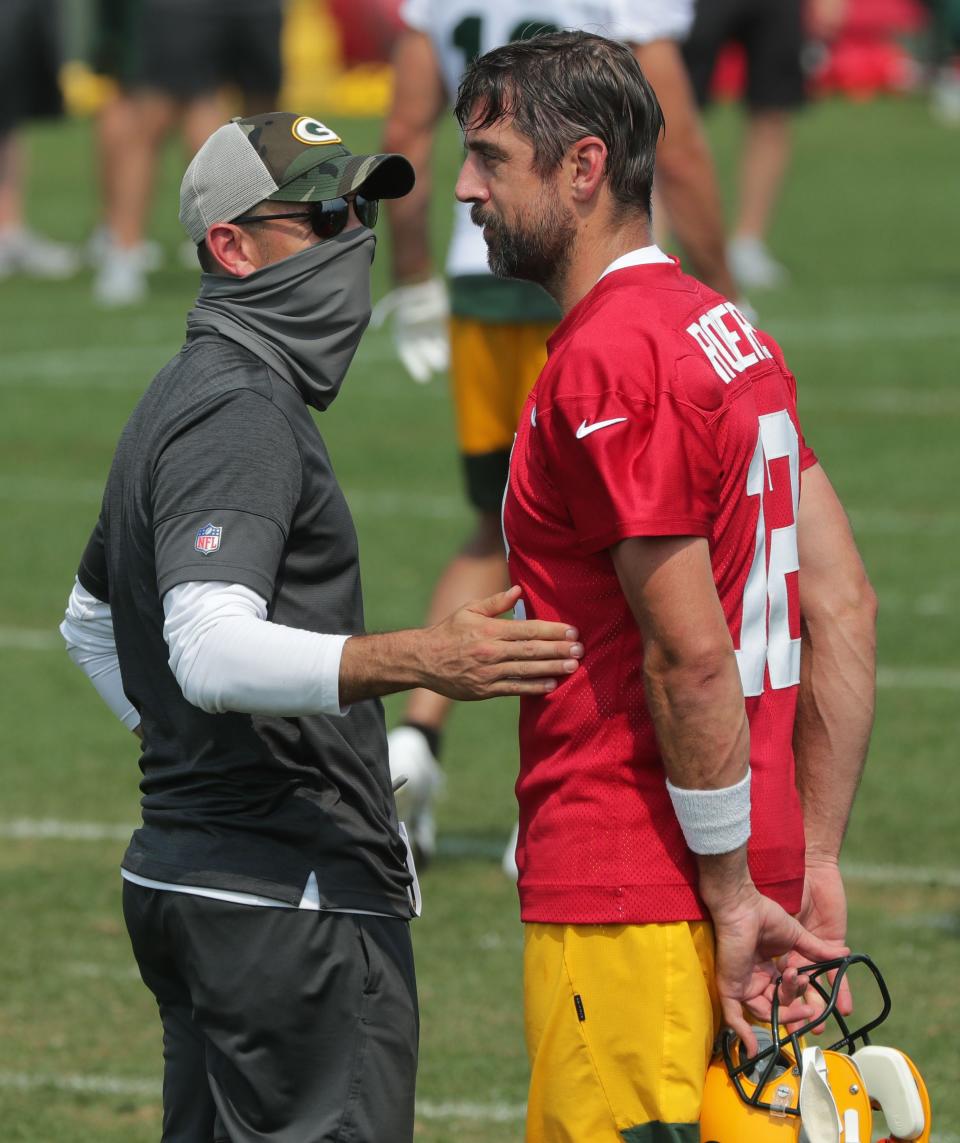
[185,227,375,411]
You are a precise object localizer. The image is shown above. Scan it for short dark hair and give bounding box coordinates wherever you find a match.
[454,30,664,216]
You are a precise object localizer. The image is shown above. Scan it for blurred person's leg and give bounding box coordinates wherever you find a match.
[180,93,228,159]
[634,37,739,300]
[0,0,78,279]
[731,109,794,277]
[728,0,805,289]
[92,0,195,304]
[0,132,23,233]
[94,88,177,305]
[87,0,162,272]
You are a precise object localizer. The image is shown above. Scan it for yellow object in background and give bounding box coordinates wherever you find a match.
[61,0,393,118]
[282,0,393,115]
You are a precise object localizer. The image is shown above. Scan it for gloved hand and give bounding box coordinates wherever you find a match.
[371,277,450,383]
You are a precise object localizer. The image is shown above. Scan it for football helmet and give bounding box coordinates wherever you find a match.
[700,954,932,1143]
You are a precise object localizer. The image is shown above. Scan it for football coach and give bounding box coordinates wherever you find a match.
[60,112,583,1142]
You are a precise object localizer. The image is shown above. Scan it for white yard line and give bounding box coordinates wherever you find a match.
[0,475,105,503]
[848,509,960,537]
[0,627,61,651]
[344,487,462,519]
[0,818,131,842]
[1,819,957,891]
[769,311,960,346]
[800,388,960,415]
[417,1100,525,1122]
[0,348,170,390]
[0,1071,157,1098]
[842,862,960,890]
[2,472,959,538]
[876,666,960,690]
[0,1071,526,1121]
[65,962,142,981]
[0,340,400,388]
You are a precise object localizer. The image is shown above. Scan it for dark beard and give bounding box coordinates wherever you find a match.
[471,195,575,294]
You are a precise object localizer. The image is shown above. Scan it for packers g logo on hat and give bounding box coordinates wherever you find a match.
[291,117,341,146]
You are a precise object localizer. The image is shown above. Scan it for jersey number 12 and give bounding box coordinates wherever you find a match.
[736,410,801,697]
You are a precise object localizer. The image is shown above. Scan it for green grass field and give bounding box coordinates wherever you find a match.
[1,97,958,1141]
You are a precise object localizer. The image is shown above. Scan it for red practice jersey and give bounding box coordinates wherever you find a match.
[504,256,817,924]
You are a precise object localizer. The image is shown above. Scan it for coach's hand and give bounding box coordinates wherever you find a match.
[418,586,583,699]
[338,586,582,705]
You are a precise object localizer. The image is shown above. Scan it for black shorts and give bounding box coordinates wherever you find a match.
[123,881,419,1143]
[682,0,806,111]
[91,0,282,101]
[0,0,63,132]
[464,449,511,514]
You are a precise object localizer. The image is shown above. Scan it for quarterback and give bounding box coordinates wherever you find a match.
[455,32,878,1142]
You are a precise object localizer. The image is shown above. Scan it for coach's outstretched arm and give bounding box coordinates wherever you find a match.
[790,464,877,1003]
[611,534,847,1054]
[64,580,581,722]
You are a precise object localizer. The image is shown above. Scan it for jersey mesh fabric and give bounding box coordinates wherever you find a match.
[504,260,815,924]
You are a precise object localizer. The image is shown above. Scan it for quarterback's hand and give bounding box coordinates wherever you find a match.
[785,854,852,1026]
[418,585,583,700]
[702,873,849,1056]
[371,277,449,383]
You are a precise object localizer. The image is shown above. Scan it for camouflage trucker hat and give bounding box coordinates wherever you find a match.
[179,112,415,244]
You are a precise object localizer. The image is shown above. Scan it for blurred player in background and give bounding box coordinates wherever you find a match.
[0,0,79,280]
[88,0,284,306]
[379,0,743,871]
[926,0,960,121]
[683,0,847,289]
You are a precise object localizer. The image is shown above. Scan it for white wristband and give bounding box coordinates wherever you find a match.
[666,771,751,855]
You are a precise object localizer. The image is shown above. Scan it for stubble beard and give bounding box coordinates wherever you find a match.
[471,189,576,297]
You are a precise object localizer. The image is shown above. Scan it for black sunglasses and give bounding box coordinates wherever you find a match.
[233,193,379,240]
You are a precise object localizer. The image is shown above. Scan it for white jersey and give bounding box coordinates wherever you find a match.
[400,0,695,278]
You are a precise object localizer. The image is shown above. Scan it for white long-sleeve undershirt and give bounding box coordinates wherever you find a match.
[61,579,140,729]
[60,578,350,722]
[162,581,349,717]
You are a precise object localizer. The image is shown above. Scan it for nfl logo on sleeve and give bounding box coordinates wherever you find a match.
[195,523,223,555]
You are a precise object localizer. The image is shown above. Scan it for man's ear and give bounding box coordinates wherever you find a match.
[205,222,263,277]
[567,136,608,204]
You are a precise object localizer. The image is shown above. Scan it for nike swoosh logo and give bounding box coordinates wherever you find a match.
[575,417,628,439]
